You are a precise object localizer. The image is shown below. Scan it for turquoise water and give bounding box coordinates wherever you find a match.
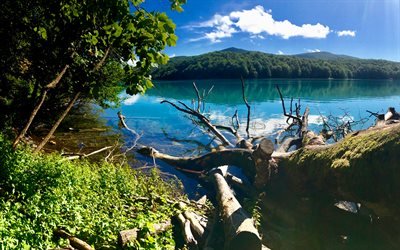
[103,78,400,192]
[103,79,400,249]
[104,78,400,153]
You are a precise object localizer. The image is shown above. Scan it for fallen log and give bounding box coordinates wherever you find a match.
[212,170,261,250]
[138,146,255,178]
[275,123,400,216]
[54,229,93,250]
[176,213,198,248]
[138,138,276,187]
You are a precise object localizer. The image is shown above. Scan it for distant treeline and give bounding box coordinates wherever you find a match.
[152,50,400,80]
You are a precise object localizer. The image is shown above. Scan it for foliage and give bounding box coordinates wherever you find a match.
[0,0,185,129]
[152,49,400,80]
[0,135,185,249]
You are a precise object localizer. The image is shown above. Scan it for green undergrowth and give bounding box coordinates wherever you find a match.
[0,135,185,249]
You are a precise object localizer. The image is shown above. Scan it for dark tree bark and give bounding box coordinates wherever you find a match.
[13,64,69,148]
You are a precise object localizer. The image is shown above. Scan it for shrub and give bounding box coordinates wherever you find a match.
[0,135,183,249]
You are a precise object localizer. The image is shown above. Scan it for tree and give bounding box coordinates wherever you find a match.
[0,0,186,148]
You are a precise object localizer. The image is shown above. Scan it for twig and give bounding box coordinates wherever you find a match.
[241,77,251,138]
[192,82,201,112]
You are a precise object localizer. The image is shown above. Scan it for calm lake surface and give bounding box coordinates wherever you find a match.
[103,79,400,249]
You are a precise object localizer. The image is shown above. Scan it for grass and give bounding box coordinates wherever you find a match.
[0,135,185,249]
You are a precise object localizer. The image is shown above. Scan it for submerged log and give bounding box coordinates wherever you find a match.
[276,123,400,215]
[212,170,261,250]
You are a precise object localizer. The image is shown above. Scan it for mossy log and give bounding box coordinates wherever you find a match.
[276,123,400,215]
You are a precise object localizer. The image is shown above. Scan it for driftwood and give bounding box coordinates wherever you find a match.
[138,138,276,187]
[63,146,113,160]
[184,210,205,239]
[54,229,93,250]
[118,220,172,248]
[176,213,198,248]
[212,170,261,250]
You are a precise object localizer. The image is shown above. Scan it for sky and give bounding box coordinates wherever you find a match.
[144,0,400,61]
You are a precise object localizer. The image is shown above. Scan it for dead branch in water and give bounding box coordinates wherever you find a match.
[241,77,251,138]
[161,100,233,146]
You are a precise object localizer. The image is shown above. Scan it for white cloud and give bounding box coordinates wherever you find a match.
[188,14,237,43]
[277,50,284,55]
[123,95,140,105]
[188,5,332,43]
[337,30,356,37]
[306,48,321,53]
[229,6,330,39]
[169,53,176,58]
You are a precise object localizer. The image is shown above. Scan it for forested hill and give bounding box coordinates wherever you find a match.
[152,48,400,80]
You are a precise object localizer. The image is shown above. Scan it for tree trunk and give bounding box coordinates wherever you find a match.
[34,92,81,152]
[212,170,261,250]
[275,123,400,216]
[13,64,69,148]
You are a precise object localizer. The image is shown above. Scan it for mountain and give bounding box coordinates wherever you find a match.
[153,48,400,80]
[294,51,359,60]
[219,47,250,53]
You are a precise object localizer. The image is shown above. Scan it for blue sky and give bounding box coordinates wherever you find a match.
[145,0,400,61]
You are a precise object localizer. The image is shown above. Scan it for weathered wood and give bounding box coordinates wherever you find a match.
[64,146,113,160]
[176,213,198,248]
[54,229,93,250]
[252,139,277,189]
[138,146,256,179]
[212,170,261,250]
[184,210,205,239]
[277,137,302,153]
[118,229,138,248]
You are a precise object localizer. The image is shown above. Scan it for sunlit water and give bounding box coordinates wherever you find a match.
[103,79,400,249]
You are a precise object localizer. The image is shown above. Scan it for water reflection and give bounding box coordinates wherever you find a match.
[150,79,400,104]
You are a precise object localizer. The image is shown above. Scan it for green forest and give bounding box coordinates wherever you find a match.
[153,48,400,80]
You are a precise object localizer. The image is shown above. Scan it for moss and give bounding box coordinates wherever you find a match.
[331,159,350,168]
[282,124,400,207]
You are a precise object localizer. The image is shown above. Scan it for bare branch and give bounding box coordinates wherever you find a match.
[192,82,201,112]
[161,100,232,146]
[241,77,251,138]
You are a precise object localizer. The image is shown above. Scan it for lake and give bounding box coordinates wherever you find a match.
[103,78,400,193]
[103,79,400,249]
